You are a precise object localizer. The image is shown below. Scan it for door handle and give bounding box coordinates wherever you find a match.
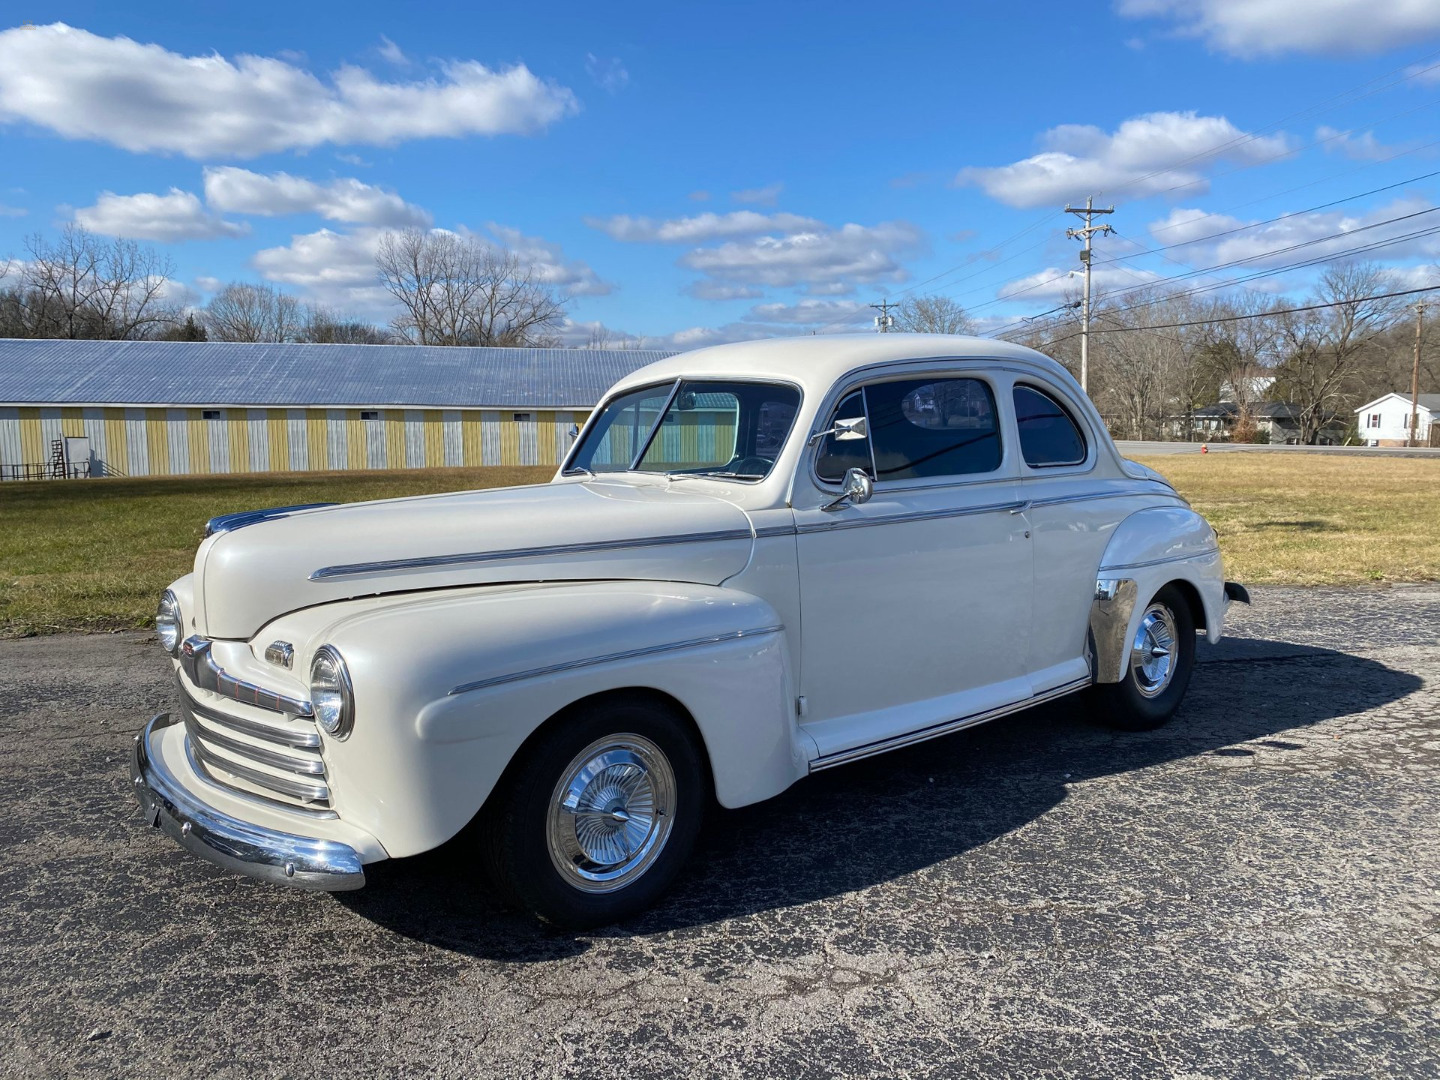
[1009,501,1032,515]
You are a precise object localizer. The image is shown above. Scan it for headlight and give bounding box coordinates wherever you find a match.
[309,645,354,739]
[156,590,183,656]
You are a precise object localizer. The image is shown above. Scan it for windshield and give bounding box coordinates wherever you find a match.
[568,379,801,480]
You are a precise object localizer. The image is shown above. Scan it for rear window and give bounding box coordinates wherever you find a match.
[1013,385,1086,467]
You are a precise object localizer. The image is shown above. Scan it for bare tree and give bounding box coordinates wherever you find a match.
[9,226,179,339]
[1191,291,1281,440]
[203,282,306,342]
[375,228,568,346]
[895,294,975,335]
[1273,263,1403,444]
[302,306,394,344]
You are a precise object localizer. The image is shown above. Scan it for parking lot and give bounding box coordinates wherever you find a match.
[2,585,1437,1078]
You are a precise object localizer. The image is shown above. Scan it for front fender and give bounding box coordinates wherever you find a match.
[1090,506,1227,684]
[285,581,799,858]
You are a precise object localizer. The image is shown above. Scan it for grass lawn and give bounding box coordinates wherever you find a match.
[0,466,554,637]
[1,454,1437,636]
[1133,453,1440,587]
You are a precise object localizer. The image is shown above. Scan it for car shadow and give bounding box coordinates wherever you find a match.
[336,636,1420,961]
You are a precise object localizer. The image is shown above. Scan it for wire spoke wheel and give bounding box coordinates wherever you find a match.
[1130,602,1178,699]
[546,734,677,894]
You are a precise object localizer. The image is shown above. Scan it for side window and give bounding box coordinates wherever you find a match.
[815,390,873,482]
[866,378,1001,480]
[1013,385,1086,467]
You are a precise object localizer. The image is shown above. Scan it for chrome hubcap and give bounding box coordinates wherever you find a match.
[1130,603,1178,698]
[546,734,676,893]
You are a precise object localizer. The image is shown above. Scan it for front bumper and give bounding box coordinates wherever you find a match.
[130,713,365,891]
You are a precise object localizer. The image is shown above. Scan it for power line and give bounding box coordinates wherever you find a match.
[1033,284,1440,345]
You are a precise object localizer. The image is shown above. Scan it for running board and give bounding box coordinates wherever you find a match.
[807,677,1092,773]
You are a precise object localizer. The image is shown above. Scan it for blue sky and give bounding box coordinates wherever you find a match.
[2,1,1439,346]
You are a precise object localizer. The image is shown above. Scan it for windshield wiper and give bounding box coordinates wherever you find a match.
[670,469,764,481]
[560,465,594,478]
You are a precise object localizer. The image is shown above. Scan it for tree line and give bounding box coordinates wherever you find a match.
[0,226,569,347]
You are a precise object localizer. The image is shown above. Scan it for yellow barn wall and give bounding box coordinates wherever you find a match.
[145,409,170,476]
[103,413,128,476]
[346,412,366,471]
[462,411,484,465]
[268,412,290,473]
[423,410,444,467]
[226,415,249,475]
[306,414,328,471]
[18,408,43,463]
[384,411,405,469]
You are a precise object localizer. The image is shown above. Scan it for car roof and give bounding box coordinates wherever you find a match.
[607,334,1074,399]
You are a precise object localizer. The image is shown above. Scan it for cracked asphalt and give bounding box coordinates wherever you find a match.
[1,585,1437,1078]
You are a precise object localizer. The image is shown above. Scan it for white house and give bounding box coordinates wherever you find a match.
[1354,392,1439,447]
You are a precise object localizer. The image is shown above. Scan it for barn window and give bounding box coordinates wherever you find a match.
[202,410,222,420]
[513,412,534,423]
[360,410,380,421]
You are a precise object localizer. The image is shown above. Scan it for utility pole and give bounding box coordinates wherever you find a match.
[1065,196,1114,394]
[1410,301,1425,447]
[870,299,898,333]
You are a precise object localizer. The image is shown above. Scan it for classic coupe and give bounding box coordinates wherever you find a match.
[132,335,1247,927]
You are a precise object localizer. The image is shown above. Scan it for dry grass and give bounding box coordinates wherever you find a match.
[1133,453,1440,586]
[2,454,1436,636]
[0,467,554,637]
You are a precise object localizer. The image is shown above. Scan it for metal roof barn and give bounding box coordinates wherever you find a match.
[0,339,675,480]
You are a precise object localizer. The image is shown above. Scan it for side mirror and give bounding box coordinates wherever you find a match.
[567,423,580,442]
[822,467,874,512]
[808,416,868,444]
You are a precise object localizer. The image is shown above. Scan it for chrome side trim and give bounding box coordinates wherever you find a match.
[179,637,313,717]
[449,624,785,697]
[178,680,321,749]
[753,524,800,539]
[1099,549,1219,573]
[1027,487,1182,510]
[132,713,362,890]
[808,676,1092,771]
[796,499,1026,534]
[188,734,332,804]
[309,528,756,581]
[1090,578,1139,685]
[204,502,337,538]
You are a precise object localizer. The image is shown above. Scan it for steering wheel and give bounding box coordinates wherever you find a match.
[730,455,774,476]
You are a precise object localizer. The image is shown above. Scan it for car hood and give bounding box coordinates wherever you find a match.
[196,479,757,640]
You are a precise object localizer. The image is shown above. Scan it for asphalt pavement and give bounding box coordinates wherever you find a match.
[1,586,1437,1078]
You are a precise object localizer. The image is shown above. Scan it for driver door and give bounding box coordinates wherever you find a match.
[793,373,1033,761]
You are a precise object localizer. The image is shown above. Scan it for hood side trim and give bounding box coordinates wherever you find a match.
[309,528,757,581]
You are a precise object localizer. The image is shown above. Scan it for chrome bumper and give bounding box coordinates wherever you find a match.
[130,713,365,891]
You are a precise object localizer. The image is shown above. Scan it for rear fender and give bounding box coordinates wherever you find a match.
[1090,507,1227,684]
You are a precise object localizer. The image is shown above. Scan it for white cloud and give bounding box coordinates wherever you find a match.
[0,204,25,217]
[1315,126,1409,162]
[678,221,926,290]
[587,211,824,243]
[744,299,869,325]
[688,190,711,202]
[732,182,783,206]
[584,54,629,94]
[994,265,1163,304]
[957,111,1292,208]
[686,281,764,301]
[1146,195,1440,268]
[73,189,248,242]
[486,224,613,296]
[203,167,431,227]
[377,36,409,66]
[0,23,578,158]
[1116,0,1440,57]
[251,227,391,311]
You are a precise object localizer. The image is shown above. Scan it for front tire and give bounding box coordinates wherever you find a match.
[1093,584,1196,732]
[481,697,707,929]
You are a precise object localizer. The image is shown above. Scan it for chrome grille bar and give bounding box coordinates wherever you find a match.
[188,736,331,804]
[182,715,326,777]
[179,636,313,717]
[178,679,321,749]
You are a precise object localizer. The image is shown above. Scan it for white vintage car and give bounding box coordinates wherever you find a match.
[132,335,1247,927]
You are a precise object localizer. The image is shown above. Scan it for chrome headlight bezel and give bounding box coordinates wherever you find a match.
[156,589,183,657]
[309,645,355,740]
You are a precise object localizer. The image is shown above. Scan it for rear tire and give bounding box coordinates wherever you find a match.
[1092,584,1196,732]
[481,696,707,929]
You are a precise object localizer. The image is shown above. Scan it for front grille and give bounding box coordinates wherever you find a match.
[177,679,333,814]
